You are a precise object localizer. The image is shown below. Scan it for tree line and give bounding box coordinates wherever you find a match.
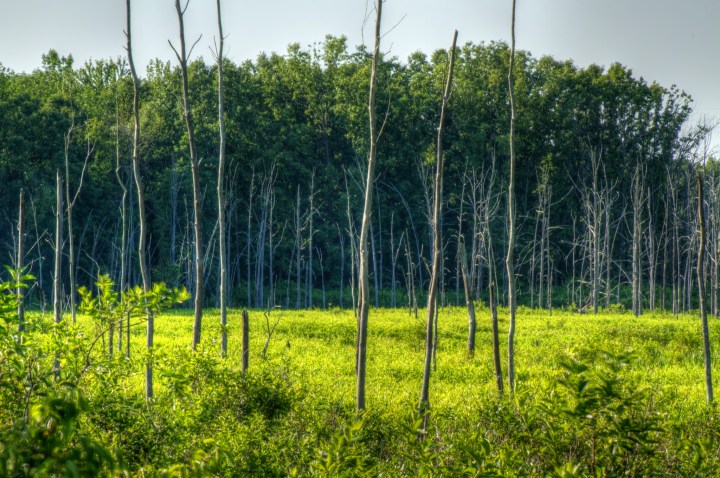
[1,21,718,322]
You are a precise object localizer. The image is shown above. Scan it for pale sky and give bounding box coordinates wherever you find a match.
[1,0,718,135]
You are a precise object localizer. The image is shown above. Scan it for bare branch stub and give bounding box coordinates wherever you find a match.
[168,40,182,63]
[187,34,203,60]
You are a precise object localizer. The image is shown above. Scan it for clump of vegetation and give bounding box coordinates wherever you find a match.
[1,269,720,476]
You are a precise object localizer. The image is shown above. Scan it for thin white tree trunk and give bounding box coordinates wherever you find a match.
[356,0,382,411]
[419,30,458,431]
[126,0,153,397]
[17,189,25,333]
[214,0,228,356]
[171,0,204,350]
[506,0,518,392]
[698,172,713,404]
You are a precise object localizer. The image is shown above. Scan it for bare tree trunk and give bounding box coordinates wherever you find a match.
[591,147,601,314]
[375,187,384,300]
[530,212,538,309]
[390,214,396,308]
[295,185,302,309]
[698,172,713,404]
[306,171,315,308]
[356,0,382,411]
[538,184,547,309]
[338,224,345,308]
[661,197,669,313]
[127,0,153,398]
[214,0,228,357]
[489,275,503,394]
[242,309,249,373]
[631,164,645,317]
[543,185,552,311]
[255,170,272,308]
[647,188,657,311]
[708,172,719,317]
[456,175,467,308]
[115,98,127,352]
[319,247,326,308]
[405,233,418,318]
[17,189,26,333]
[171,0,204,350]
[247,172,255,308]
[52,172,64,373]
[63,122,75,324]
[571,213,577,307]
[546,243,554,313]
[268,189,275,308]
[28,194,46,312]
[370,222,379,307]
[604,185,612,310]
[115,100,128,294]
[670,176,680,316]
[470,172,481,297]
[127,176,136,287]
[64,122,92,325]
[54,171,64,326]
[345,174,357,316]
[461,240,476,358]
[506,0,518,392]
[419,30,457,431]
[686,236,694,312]
[170,156,183,278]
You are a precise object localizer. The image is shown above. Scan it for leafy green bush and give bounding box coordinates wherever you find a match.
[0,272,120,476]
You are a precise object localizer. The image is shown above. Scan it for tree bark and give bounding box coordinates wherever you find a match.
[114,96,127,352]
[698,172,713,404]
[171,0,204,350]
[247,172,255,308]
[17,189,25,333]
[215,0,228,357]
[490,276,504,394]
[295,185,303,309]
[356,0,382,411]
[631,164,645,317]
[604,183,613,310]
[506,0,518,392]
[647,188,656,310]
[306,171,315,308]
[370,222,379,307]
[338,224,345,308]
[591,147,601,314]
[54,171,64,326]
[63,122,75,324]
[242,309,249,373]
[126,0,153,398]
[460,240,476,358]
[419,30,457,430]
[115,99,128,295]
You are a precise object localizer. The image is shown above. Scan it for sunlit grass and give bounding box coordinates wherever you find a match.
[68,304,714,419]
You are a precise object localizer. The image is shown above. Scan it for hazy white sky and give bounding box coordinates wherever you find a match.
[1,0,719,128]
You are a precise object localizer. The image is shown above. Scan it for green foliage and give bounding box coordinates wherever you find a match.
[308,418,374,477]
[79,274,190,339]
[0,274,121,476]
[0,40,701,311]
[0,386,119,477]
[3,266,720,476]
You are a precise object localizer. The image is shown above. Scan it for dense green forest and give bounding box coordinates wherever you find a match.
[1,34,718,314]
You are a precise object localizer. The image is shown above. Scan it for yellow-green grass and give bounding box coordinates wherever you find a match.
[66,305,718,420]
[28,305,719,474]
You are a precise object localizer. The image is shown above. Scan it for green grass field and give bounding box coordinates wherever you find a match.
[70,308,718,476]
[144,306,715,413]
[6,304,720,476]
